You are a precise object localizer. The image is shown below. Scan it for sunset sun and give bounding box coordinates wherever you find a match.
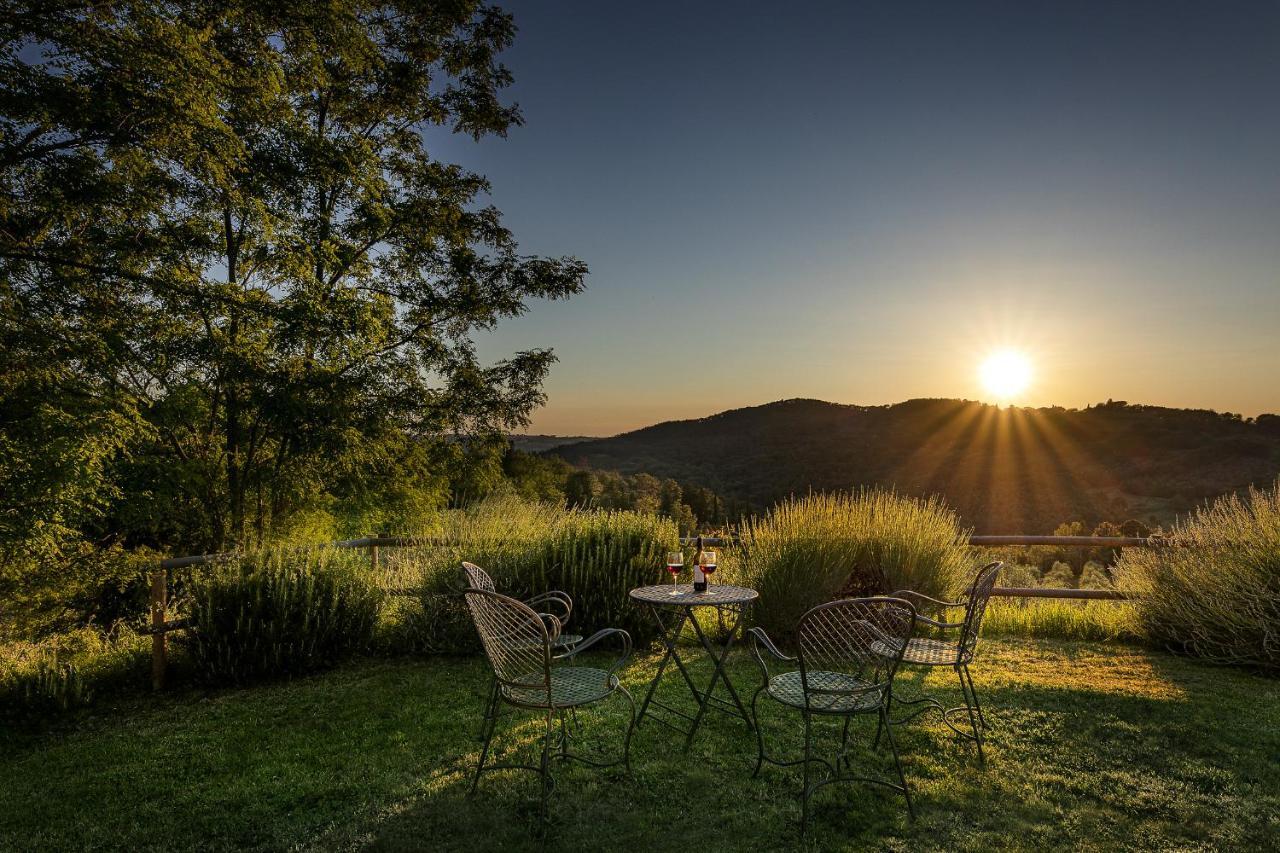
[979,349,1033,400]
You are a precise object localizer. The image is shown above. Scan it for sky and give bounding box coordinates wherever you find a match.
[433,1,1280,436]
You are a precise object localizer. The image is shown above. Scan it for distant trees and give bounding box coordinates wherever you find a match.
[501,448,719,534]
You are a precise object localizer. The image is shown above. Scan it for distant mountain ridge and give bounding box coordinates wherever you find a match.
[549,398,1280,533]
[509,434,600,453]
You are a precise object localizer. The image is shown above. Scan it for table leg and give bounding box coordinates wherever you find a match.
[636,604,700,728]
[683,604,753,749]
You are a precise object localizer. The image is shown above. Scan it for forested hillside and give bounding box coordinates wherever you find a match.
[551,398,1280,532]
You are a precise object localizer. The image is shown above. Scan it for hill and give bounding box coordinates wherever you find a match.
[550,398,1280,533]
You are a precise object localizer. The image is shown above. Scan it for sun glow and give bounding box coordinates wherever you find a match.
[979,349,1033,400]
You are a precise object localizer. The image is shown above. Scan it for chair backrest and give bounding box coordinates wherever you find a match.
[461,587,552,693]
[461,561,496,592]
[959,561,1003,655]
[795,597,915,709]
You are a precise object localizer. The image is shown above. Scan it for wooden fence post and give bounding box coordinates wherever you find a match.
[150,568,167,691]
[369,535,379,572]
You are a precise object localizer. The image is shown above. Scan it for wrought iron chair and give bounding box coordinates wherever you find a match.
[749,597,917,833]
[461,561,577,645]
[880,561,1003,763]
[461,586,635,821]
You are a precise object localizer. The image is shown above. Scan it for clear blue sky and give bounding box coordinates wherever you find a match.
[436,1,1280,435]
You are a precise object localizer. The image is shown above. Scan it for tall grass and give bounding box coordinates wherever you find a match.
[983,599,1140,642]
[1116,481,1280,670]
[736,490,973,639]
[1,627,149,718]
[186,548,383,683]
[385,497,678,649]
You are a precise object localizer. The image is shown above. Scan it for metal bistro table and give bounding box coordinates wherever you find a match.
[630,583,759,749]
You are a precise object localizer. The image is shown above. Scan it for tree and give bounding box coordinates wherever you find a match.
[1,2,586,550]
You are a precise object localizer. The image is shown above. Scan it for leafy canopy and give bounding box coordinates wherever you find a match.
[0,1,586,553]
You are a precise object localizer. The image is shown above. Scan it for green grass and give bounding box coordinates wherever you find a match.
[982,599,1142,642]
[1,639,1277,851]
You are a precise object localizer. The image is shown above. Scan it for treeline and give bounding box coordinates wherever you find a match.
[501,449,735,533]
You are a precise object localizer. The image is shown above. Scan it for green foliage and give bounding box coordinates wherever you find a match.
[0,543,155,641]
[502,447,709,532]
[2,2,585,554]
[1078,561,1113,590]
[185,549,382,684]
[385,497,678,647]
[0,627,150,719]
[1042,561,1076,589]
[1117,481,1280,670]
[736,490,973,639]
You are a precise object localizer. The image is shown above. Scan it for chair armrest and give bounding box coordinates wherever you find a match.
[747,627,795,686]
[555,627,632,678]
[536,613,564,645]
[889,591,967,629]
[912,613,965,629]
[889,589,964,611]
[525,591,573,627]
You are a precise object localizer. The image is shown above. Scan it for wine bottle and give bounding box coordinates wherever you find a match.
[692,562,707,593]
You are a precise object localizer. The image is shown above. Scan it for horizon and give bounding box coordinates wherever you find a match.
[451,0,1280,435]
[517,392,1279,440]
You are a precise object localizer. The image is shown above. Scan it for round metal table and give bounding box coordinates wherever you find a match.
[629,583,759,749]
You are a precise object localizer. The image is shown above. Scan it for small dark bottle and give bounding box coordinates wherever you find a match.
[692,559,707,593]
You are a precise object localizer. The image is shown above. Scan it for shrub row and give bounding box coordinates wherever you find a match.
[10,481,1276,716]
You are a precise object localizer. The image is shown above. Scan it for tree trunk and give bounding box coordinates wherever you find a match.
[223,202,245,547]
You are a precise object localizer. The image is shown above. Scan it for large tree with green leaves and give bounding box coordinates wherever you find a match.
[1,1,585,552]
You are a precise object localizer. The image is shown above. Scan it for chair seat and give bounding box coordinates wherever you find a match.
[766,670,884,713]
[502,666,618,708]
[872,636,969,666]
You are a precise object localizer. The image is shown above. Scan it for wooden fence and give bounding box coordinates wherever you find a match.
[145,533,1151,690]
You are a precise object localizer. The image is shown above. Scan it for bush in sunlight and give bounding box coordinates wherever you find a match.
[1116,480,1280,670]
[736,490,972,640]
[386,497,678,649]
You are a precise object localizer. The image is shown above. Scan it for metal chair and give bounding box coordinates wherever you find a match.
[461,586,635,822]
[881,561,1003,763]
[461,561,577,645]
[749,597,917,833]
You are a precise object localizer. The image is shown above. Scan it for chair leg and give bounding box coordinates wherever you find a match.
[956,666,985,765]
[557,709,570,758]
[801,711,813,835]
[881,706,914,819]
[963,663,988,729]
[750,686,766,779]
[477,679,499,740]
[619,685,637,774]
[539,708,555,823]
[470,695,500,796]
[874,688,891,749]
[840,715,852,769]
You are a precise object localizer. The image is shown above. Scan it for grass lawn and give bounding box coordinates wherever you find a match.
[1,639,1278,851]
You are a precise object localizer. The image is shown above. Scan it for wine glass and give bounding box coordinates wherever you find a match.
[666,551,684,594]
[700,550,718,586]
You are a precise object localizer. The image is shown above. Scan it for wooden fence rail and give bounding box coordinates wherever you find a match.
[146,533,1150,689]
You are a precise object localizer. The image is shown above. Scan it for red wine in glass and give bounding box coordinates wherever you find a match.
[666,551,684,595]
[701,551,718,585]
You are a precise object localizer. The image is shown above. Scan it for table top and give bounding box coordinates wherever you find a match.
[629,583,758,606]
